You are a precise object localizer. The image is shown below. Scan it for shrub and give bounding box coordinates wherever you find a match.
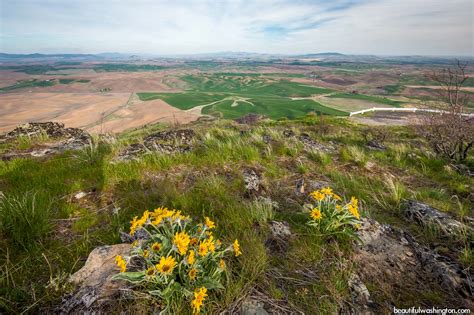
[306,187,361,239]
[113,207,241,314]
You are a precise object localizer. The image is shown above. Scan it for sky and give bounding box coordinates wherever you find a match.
[0,0,473,56]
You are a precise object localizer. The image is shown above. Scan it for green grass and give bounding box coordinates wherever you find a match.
[0,79,56,92]
[0,118,471,313]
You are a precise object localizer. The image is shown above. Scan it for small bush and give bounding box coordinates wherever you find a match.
[305,187,361,239]
[0,191,51,249]
[113,207,241,314]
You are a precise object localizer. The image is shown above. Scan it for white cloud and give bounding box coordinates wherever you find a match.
[1,0,472,55]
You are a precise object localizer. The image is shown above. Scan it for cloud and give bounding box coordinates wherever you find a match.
[0,0,472,55]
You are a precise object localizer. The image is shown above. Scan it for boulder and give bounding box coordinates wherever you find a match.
[59,244,131,313]
[0,122,92,160]
[347,273,374,314]
[402,200,472,238]
[298,133,335,153]
[354,218,472,308]
[115,129,195,161]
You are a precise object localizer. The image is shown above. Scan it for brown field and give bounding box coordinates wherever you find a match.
[0,92,200,133]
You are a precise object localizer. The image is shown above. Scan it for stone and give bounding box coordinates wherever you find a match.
[74,192,88,200]
[0,122,92,160]
[366,140,386,151]
[243,168,263,197]
[348,273,373,314]
[298,133,335,153]
[354,218,472,307]
[240,298,269,315]
[402,200,472,238]
[266,220,292,253]
[262,134,271,144]
[60,244,131,313]
[115,129,195,161]
[235,113,265,125]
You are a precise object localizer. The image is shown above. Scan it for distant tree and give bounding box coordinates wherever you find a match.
[416,61,473,162]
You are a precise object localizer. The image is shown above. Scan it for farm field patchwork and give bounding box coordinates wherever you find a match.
[137,74,348,118]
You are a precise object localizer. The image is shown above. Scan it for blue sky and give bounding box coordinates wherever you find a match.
[0,0,472,55]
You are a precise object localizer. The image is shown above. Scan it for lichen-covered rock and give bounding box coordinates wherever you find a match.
[0,122,92,160]
[354,218,472,308]
[298,133,335,153]
[266,220,292,253]
[243,168,264,197]
[235,113,265,125]
[348,273,374,314]
[115,129,195,161]
[402,200,472,238]
[59,244,131,313]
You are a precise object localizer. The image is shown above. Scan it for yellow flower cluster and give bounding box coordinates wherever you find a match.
[116,208,242,314]
[191,287,208,314]
[307,188,361,236]
[130,207,190,235]
[174,231,191,255]
[348,197,360,219]
[114,255,127,273]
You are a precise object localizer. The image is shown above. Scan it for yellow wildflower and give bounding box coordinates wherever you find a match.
[151,242,161,252]
[115,255,126,273]
[191,287,207,314]
[156,256,177,275]
[310,190,325,201]
[348,204,360,220]
[189,267,198,280]
[335,204,342,211]
[174,231,191,255]
[205,216,216,229]
[219,259,226,270]
[350,196,358,207]
[321,187,333,196]
[129,216,139,235]
[187,250,196,265]
[233,239,242,257]
[131,240,138,247]
[310,208,322,220]
[216,239,222,247]
[143,249,149,258]
[332,193,342,201]
[197,241,209,257]
[146,267,155,276]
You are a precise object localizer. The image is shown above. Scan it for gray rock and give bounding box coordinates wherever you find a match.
[115,129,195,161]
[348,273,374,314]
[240,298,269,315]
[243,168,263,197]
[298,133,335,153]
[0,122,92,160]
[266,220,292,253]
[402,200,472,238]
[60,244,132,313]
[354,218,472,306]
[74,191,88,200]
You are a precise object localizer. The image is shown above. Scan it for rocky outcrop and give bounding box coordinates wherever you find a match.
[402,200,472,238]
[354,218,472,309]
[115,129,195,161]
[298,133,335,153]
[243,168,264,197]
[235,113,266,125]
[59,244,131,313]
[266,220,292,253]
[0,122,92,160]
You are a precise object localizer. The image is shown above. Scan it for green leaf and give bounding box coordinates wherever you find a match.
[111,271,146,283]
[198,277,224,290]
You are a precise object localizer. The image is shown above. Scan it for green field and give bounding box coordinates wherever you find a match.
[138,74,347,118]
[0,79,56,92]
[93,64,166,72]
